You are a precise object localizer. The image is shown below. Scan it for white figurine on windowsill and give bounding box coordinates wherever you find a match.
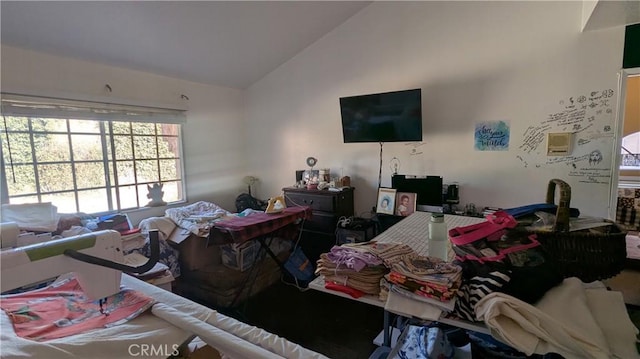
[146,183,167,207]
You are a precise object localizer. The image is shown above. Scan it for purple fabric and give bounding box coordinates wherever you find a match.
[326,246,383,272]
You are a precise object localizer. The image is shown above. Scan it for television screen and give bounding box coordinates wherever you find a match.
[340,88,423,143]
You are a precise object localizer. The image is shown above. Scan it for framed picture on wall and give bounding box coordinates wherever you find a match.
[376,188,397,215]
[395,192,417,217]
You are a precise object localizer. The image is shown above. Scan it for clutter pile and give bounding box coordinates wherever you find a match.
[315,244,388,295]
[315,179,638,358]
[387,256,462,305]
[316,242,418,296]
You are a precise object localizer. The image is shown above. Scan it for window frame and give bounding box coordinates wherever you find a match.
[620,132,640,178]
[618,74,640,179]
[1,94,187,215]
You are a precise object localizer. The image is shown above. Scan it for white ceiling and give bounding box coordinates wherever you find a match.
[1,1,370,89]
[583,0,640,31]
[3,1,637,90]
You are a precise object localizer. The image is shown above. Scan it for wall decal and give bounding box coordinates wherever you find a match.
[474,121,510,151]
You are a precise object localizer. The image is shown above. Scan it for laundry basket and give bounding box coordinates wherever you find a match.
[525,179,627,283]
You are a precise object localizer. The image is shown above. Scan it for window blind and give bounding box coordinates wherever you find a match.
[0,93,186,124]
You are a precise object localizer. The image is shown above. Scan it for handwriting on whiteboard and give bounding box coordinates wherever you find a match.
[568,168,610,184]
[515,88,614,185]
[519,124,552,154]
[544,108,586,130]
[405,142,425,156]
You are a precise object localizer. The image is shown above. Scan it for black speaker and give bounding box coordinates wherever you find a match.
[295,170,305,182]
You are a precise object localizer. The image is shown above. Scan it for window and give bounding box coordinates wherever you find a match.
[619,74,639,180]
[621,132,640,170]
[1,94,186,214]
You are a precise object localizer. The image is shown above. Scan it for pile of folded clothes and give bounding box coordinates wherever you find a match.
[385,255,462,310]
[316,241,417,296]
[316,245,387,295]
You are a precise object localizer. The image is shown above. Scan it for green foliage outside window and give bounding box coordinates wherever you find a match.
[1,116,183,213]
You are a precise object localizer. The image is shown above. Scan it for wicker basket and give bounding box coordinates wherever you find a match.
[527,179,627,283]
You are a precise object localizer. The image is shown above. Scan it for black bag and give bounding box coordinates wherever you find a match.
[235,193,268,212]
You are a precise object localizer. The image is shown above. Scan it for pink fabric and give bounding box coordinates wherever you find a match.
[448,211,518,245]
[0,277,155,341]
[326,246,383,272]
[213,206,312,243]
[325,282,365,298]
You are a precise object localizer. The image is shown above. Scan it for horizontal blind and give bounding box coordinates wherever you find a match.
[0,93,186,124]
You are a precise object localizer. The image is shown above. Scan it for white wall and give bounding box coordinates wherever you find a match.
[1,45,246,223]
[0,2,628,220]
[245,1,626,218]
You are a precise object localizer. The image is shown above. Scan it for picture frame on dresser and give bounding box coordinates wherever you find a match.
[395,192,416,217]
[376,188,396,215]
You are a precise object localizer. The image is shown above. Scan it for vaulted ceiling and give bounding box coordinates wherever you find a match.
[2,1,637,90]
[1,1,369,89]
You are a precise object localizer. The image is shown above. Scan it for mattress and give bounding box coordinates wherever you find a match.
[1,274,327,359]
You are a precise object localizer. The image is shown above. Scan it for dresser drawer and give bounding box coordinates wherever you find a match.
[282,187,354,237]
[285,192,335,212]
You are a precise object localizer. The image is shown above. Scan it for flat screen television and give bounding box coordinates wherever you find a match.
[340,88,423,143]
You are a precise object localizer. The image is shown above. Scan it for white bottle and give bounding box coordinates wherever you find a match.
[428,213,449,261]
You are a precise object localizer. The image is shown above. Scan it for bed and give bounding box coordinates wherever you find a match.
[0,274,328,359]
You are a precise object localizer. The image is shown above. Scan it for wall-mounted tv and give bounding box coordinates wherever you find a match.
[340,88,423,143]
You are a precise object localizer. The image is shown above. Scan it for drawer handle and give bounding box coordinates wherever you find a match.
[304,199,313,205]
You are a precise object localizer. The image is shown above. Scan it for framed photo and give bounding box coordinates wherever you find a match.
[395,192,417,217]
[303,169,319,184]
[376,188,397,215]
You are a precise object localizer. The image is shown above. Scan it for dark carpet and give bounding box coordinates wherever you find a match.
[191,280,640,359]
[218,279,384,359]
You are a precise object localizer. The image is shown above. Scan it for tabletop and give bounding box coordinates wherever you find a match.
[309,212,489,333]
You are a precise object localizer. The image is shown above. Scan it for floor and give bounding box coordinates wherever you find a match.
[185,232,640,358]
[602,233,640,306]
[219,279,384,359]
[200,278,640,359]
[604,268,640,306]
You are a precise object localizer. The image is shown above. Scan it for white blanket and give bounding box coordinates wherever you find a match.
[1,275,328,359]
[138,216,177,241]
[165,201,232,236]
[475,277,640,359]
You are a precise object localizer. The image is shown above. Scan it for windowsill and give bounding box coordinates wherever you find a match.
[86,200,188,227]
[618,182,640,188]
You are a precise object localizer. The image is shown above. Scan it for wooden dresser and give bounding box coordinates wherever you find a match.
[282,187,354,260]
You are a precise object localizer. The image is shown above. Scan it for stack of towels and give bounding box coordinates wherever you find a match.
[386,255,462,311]
[316,245,386,295]
[315,241,415,295]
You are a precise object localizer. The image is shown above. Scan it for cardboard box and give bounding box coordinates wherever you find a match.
[146,271,174,292]
[167,228,221,271]
[220,240,259,272]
